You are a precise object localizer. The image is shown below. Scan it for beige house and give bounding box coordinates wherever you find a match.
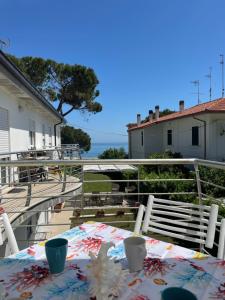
[127,98,225,161]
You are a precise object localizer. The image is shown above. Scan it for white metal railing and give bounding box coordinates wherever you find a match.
[0,158,224,257]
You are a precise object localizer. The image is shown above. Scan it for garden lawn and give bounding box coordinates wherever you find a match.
[83,172,112,193]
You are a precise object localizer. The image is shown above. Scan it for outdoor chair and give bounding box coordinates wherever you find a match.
[134,204,145,234]
[0,207,19,255]
[140,195,218,250]
[217,218,225,259]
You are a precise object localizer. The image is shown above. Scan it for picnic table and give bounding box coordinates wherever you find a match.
[0,222,224,299]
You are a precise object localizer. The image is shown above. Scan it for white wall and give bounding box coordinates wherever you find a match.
[0,87,61,153]
[129,129,145,158]
[144,124,163,157]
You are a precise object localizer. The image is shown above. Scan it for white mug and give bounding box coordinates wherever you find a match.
[124,236,147,272]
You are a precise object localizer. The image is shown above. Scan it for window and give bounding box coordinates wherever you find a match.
[49,126,52,147]
[167,129,172,145]
[42,124,46,147]
[29,120,36,148]
[141,131,144,146]
[192,126,199,145]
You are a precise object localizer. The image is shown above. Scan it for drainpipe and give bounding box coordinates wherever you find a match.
[193,116,206,160]
[54,120,63,147]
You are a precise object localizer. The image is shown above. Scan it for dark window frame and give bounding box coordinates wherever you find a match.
[167,129,172,145]
[141,131,144,146]
[192,126,199,146]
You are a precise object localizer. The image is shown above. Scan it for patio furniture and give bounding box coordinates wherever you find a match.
[0,207,19,255]
[218,218,225,259]
[142,195,218,249]
[1,222,225,299]
[134,203,145,234]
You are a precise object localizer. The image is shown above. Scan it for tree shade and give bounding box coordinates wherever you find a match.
[7,54,102,117]
[61,125,91,152]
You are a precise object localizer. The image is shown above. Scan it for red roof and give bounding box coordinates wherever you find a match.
[127,98,225,131]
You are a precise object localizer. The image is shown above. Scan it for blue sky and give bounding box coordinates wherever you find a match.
[1,0,225,143]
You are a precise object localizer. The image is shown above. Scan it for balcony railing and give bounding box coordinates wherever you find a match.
[0,157,225,257]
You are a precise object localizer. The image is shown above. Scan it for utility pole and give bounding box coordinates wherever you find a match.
[205,67,212,101]
[191,80,200,104]
[220,54,224,98]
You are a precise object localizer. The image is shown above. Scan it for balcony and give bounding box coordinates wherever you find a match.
[0,157,224,258]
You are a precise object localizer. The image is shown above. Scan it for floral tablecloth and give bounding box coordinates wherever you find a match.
[0,221,225,300]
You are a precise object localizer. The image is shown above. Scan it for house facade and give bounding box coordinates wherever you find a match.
[128,99,225,161]
[0,50,63,158]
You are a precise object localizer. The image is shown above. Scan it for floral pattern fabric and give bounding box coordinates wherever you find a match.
[0,221,224,299]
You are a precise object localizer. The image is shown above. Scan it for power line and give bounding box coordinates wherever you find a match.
[68,123,128,137]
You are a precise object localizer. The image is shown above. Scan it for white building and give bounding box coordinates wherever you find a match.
[0,50,63,158]
[128,99,225,161]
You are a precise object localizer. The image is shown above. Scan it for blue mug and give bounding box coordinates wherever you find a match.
[161,287,197,300]
[45,238,68,274]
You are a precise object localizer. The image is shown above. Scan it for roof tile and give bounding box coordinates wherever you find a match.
[128,98,225,131]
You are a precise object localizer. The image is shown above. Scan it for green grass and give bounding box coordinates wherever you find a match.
[83,172,112,193]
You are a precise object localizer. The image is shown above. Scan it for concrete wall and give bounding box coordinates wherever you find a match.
[0,86,61,153]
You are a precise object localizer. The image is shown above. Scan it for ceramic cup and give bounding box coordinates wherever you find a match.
[45,238,68,274]
[124,236,147,272]
[161,287,197,300]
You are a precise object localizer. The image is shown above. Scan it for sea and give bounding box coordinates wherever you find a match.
[82,142,128,158]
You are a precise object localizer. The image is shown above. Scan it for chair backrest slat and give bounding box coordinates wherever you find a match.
[149,220,207,237]
[150,215,209,231]
[153,198,211,210]
[152,204,210,217]
[150,209,210,224]
[142,195,218,249]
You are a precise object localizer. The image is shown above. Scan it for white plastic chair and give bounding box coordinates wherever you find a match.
[141,195,218,249]
[0,207,19,255]
[134,204,145,234]
[217,219,225,259]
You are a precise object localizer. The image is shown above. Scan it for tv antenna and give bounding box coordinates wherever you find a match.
[0,38,10,51]
[191,80,200,104]
[205,67,212,100]
[220,54,224,98]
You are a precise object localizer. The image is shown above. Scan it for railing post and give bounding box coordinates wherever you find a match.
[194,162,203,206]
[61,166,67,192]
[25,167,32,206]
[138,166,140,203]
[194,162,204,252]
[81,165,84,208]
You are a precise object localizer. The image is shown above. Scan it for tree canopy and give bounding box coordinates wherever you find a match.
[61,125,91,152]
[8,55,102,117]
[141,109,175,123]
[98,147,128,159]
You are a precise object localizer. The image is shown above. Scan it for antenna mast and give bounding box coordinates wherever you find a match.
[220,54,224,98]
[191,80,200,104]
[205,67,212,100]
[0,39,10,51]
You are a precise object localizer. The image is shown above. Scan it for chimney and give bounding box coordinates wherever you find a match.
[155,105,159,119]
[137,114,141,125]
[149,110,153,122]
[179,100,184,112]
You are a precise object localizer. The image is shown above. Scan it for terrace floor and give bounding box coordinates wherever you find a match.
[0,174,81,224]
